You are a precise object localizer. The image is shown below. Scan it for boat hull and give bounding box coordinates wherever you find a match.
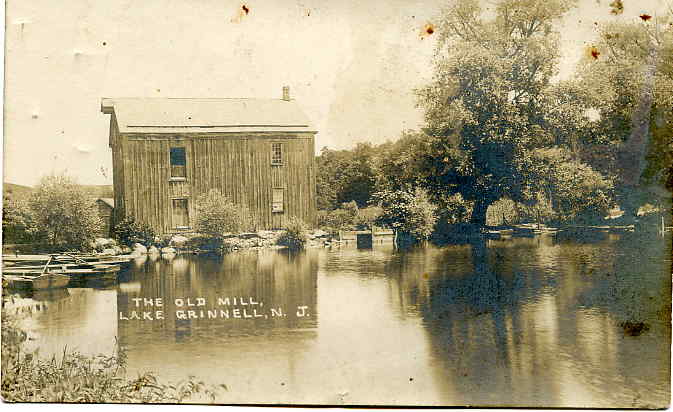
[3,273,70,290]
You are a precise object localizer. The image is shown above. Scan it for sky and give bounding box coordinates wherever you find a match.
[3,0,671,186]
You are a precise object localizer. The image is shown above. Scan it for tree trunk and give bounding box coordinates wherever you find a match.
[470,198,491,227]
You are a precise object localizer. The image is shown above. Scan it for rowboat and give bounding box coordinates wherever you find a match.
[4,264,120,281]
[3,261,126,271]
[2,254,133,266]
[486,229,514,239]
[3,273,70,291]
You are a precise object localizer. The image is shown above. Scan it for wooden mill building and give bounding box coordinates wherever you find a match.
[101,88,317,234]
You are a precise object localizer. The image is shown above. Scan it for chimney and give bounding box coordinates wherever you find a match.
[282,86,290,101]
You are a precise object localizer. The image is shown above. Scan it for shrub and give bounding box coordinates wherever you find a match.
[353,206,382,230]
[112,216,156,247]
[26,174,102,251]
[194,189,253,238]
[316,202,382,235]
[486,198,520,226]
[523,148,614,224]
[373,187,438,242]
[317,208,354,234]
[277,217,308,251]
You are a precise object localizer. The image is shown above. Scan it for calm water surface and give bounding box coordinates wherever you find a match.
[5,234,671,407]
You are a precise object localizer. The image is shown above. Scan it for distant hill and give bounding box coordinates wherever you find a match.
[3,182,113,201]
[79,185,114,198]
[3,182,33,200]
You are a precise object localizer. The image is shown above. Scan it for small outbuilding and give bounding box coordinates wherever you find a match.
[96,198,114,237]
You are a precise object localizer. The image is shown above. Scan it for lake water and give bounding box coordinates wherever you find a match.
[4,233,671,407]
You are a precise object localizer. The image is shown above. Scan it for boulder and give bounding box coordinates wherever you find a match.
[112,245,123,255]
[94,238,114,249]
[170,235,189,248]
[148,246,160,255]
[101,248,116,256]
[257,230,277,239]
[132,243,148,255]
[312,229,329,238]
[161,247,177,254]
[239,232,260,239]
[121,246,132,254]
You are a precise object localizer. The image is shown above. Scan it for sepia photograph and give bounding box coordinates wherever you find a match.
[1,0,672,408]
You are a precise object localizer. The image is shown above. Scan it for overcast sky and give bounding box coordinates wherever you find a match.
[4,0,671,186]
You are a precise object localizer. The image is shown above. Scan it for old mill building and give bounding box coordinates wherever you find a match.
[100,87,317,234]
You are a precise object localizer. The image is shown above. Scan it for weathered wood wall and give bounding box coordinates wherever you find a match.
[111,130,316,234]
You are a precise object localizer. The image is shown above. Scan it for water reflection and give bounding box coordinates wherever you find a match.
[4,234,670,407]
[116,250,319,391]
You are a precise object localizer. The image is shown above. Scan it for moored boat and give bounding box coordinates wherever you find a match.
[3,273,70,291]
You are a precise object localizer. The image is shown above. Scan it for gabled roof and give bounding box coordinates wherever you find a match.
[96,198,114,208]
[101,97,317,134]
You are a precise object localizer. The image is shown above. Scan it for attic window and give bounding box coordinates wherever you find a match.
[170,147,186,178]
[271,143,283,165]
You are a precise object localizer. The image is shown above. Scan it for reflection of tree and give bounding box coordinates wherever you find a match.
[401,235,670,407]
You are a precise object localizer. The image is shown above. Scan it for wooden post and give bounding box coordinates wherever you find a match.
[41,256,52,275]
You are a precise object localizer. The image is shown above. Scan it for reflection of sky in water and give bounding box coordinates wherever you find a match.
[5,234,670,407]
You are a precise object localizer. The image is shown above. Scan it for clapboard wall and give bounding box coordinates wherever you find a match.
[109,121,316,233]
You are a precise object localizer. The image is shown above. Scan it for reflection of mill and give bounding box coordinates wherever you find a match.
[115,251,320,390]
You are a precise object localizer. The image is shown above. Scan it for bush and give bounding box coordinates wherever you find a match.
[112,216,156,247]
[194,189,253,238]
[277,217,308,251]
[373,187,438,242]
[486,198,523,226]
[436,193,473,225]
[26,174,102,251]
[523,148,614,224]
[316,202,382,236]
[353,206,382,230]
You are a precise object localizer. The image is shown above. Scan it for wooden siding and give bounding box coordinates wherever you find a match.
[110,114,126,223]
[115,133,316,234]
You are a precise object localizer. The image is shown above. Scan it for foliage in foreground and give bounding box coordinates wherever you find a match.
[276,217,308,251]
[1,315,225,403]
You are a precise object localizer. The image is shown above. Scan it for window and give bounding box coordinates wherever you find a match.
[271,143,283,165]
[170,147,186,178]
[272,188,284,213]
[172,199,190,228]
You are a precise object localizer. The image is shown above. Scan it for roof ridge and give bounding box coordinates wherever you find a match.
[104,97,291,101]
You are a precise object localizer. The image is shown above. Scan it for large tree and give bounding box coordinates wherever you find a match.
[577,12,673,218]
[418,0,578,226]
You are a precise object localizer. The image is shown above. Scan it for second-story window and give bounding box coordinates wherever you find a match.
[271,143,283,165]
[170,147,186,178]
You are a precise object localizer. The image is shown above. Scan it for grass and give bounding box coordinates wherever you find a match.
[1,313,226,403]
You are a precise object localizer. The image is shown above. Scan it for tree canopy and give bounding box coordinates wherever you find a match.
[418,0,581,225]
